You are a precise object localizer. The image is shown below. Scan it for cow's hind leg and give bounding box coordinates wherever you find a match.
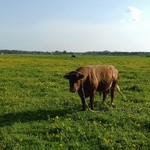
[81,97,86,110]
[110,82,117,107]
[110,89,115,107]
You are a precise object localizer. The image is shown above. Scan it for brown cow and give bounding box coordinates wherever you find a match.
[64,65,120,110]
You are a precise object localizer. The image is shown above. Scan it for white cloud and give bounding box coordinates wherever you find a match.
[125,6,142,22]
[120,6,142,24]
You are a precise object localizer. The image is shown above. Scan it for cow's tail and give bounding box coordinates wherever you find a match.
[116,85,127,101]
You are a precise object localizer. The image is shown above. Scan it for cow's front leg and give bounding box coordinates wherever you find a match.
[81,97,86,111]
[102,91,107,104]
[90,91,96,110]
[90,97,94,110]
[78,91,86,111]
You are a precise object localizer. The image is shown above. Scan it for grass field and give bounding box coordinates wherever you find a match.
[0,54,150,150]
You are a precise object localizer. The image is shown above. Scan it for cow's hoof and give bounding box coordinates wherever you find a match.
[111,103,116,108]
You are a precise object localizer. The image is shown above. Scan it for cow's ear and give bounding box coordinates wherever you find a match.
[64,73,69,79]
[77,72,84,79]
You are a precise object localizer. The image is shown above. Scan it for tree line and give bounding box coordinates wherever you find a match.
[0,49,150,56]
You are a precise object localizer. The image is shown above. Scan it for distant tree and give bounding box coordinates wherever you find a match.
[63,50,67,54]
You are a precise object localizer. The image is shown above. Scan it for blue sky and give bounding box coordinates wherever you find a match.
[0,0,150,52]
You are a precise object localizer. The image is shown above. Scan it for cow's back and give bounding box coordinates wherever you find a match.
[76,65,118,92]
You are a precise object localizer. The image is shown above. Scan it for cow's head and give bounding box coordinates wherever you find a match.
[64,71,84,93]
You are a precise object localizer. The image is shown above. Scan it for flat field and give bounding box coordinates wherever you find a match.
[0,54,150,149]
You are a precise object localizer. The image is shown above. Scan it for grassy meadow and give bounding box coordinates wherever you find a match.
[0,54,150,149]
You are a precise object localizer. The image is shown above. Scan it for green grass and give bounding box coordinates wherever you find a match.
[0,54,150,149]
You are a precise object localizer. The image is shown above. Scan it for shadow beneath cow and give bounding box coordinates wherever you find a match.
[0,107,74,127]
